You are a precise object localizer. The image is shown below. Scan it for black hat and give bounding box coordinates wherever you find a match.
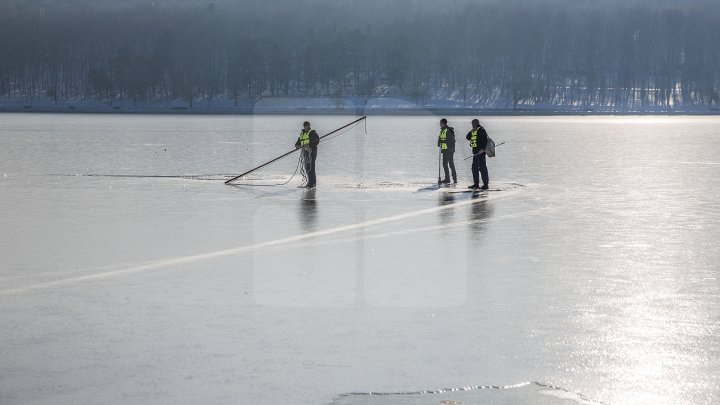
[303,121,311,126]
[471,119,480,126]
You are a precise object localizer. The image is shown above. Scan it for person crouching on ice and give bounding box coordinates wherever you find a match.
[295,121,320,188]
[438,118,457,185]
[466,118,489,190]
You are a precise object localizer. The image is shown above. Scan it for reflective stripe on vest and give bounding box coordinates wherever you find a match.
[470,129,478,148]
[439,128,448,150]
[300,129,312,146]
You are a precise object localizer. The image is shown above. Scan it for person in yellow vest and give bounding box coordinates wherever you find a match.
[466,118,489,190]
[294,121,320,188]
[437,118,457,184]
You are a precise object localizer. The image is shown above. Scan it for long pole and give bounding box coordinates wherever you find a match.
[463,141,505,160]
[225,116,367,185]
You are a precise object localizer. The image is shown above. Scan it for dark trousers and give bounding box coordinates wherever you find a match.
[304,147,317,186]
[442,149,457,182]
[472,153,489,187]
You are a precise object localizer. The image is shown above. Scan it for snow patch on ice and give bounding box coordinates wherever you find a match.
[333,381,606,405]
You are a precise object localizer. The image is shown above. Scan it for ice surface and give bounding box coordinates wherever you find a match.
[333,381,603,405]
[1,114,719,404]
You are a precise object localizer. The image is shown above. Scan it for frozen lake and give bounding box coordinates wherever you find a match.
[1,113,719,404]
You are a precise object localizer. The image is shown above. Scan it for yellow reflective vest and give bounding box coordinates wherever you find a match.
[439,128,448,150]
[299,129,313,146]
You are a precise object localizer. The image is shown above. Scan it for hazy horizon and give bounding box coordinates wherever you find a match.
[1,0,718,112]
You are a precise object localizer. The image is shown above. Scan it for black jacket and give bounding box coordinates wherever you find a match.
[295,129,320,149]
[466,126,488,155]
[438,126,456,151]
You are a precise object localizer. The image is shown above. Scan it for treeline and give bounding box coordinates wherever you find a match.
[1,0,718,110]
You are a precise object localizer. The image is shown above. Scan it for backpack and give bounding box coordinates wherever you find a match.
[485,137,496,157]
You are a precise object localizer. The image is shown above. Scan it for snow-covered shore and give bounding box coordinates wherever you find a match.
[1,95,717,115]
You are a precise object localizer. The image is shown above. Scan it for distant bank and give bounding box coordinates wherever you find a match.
[1,97,717,116]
